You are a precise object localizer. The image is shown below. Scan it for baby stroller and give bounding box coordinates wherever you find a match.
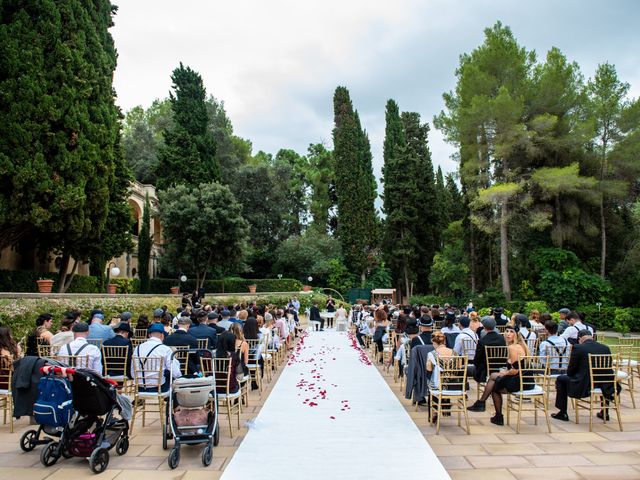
[166,349,219,469]
[37,366,130,474]
[19,359,69,454]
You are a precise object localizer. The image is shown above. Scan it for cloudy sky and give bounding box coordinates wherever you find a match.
[111,0,639,179]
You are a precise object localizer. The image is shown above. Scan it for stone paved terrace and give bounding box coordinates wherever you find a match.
[377,353,640,480]
[1,330,640,480]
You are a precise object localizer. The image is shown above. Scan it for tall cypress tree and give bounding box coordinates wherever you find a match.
[382,100,419,298]
[138,194,152,293]
[0,0,130,291]
[332,87,378,284]
[402,112,439,294]
[155,63,219,190]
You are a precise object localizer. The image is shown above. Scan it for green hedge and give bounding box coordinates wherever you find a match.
[149,277,303,294]
[0,270,302,295]
[0,269,99,293]
[0,292,325,340]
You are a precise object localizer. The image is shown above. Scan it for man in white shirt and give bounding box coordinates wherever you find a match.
[561,311,593,344]
[59,322,103,374]
[454,316,479,360]
[131,323,182,393]
[538,320,570,373]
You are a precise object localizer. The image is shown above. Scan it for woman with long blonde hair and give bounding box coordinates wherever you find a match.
[467,325,533,425]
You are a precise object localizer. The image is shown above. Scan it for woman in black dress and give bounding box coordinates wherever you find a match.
[467,325,532,425]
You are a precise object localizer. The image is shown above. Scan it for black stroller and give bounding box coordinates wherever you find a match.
[37,366,130,473]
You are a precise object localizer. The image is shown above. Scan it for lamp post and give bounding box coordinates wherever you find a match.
[179,274,187,293]
[105,262,120,294]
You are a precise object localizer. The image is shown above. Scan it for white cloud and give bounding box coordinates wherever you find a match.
[112,0,640,180]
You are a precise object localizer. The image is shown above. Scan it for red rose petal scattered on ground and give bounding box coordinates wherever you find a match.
[329,416,336,419]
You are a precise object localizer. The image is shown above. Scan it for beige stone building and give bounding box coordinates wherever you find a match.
[0,180,163,279]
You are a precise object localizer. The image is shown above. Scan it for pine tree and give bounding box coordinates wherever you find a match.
[138,194,152,293]
[0,0,131,291]
[435,166,452,239]
[332,87,378,284]
[307,143,335,232]
[155,64,219,190]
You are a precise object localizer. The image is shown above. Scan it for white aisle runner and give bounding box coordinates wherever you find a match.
[221,330,450,480]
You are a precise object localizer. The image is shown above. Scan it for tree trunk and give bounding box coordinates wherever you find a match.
[469,220,476,294]
[555,193,563,249]
[500,201,511,301]
[600,194,606,278]
[361,270,366,287]
[63,260,79,293]
[57,253,71,293]
[403,264,410,304]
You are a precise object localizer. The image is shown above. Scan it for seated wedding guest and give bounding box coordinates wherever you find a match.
[426,332,454,422]
[0,326,21,359]
[190,310,218,349]
[50,314,76,349]
[453,315,478,360]
[468,325,531,425]
[216,331,241,394]
[230,323,249,367]
[60,322,103,374]
[136,314,150,331]
[87,312,115,341]
[410,315,433,349]
[0,326,20,390]
[132,323,181,392]
[471,317,506,385]
[538,320,570,373]
[26,313,54,355]
[441,312,461,334]
[529,309,543,331]
[103,322,133,378]
[372,308,388,356]
[561,311,593,345]
[164,316,199,373]
[515,313,536,351]
[551,329,618,422]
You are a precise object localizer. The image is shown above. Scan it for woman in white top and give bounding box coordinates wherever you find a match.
[50,316,76,350]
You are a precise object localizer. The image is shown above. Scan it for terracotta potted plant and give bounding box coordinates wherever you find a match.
[107,284,118,294]
[302,285,312,292]
[248,284,257,293]
[170,286,179,295]
[36,279,55,293]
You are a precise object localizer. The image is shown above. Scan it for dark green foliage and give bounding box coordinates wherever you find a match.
[155,64,219,190]
[332,87,378,281]
[123,99,173,184]
[158,182,249,288]
[428,221,469,294]
[306,143,335,232]
[402,113,439,293]
[272,232,343,285]
[0,0,131,291]
[382,99,418,298]
[138,194,151,293]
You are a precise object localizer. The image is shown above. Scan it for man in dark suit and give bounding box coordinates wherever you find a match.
[552,330,618,421]
[164,316,199,373]
[310,302,322,331]
[189,310,217,350]
[472,316,506,384]
[103,322,133,379]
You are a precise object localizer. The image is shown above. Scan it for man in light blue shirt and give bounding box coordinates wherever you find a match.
[87,313,115,341]
[218,310,232,331]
